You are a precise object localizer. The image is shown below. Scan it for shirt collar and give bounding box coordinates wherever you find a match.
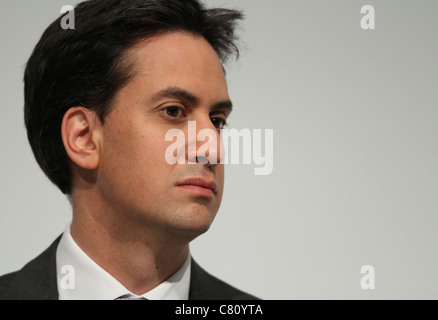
[56,224,191,300]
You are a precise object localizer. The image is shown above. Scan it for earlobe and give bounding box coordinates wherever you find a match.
[61,107,100,170]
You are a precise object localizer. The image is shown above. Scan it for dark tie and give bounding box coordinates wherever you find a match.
[115,293,148,300]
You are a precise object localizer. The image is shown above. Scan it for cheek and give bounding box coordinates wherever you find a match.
[100,121,169,185]
[124,131,172,180]
[142,138,175,184]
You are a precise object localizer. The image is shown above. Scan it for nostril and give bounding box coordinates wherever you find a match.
[196,155,209,165]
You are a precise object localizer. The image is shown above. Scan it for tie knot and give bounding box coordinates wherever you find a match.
[115,293,147,300]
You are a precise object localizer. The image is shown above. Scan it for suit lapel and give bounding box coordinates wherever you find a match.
[189,258,258,300]
[2,236,253,300]
[189,258,228,300]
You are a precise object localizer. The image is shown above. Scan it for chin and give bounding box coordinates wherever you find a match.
[167,206,217,241]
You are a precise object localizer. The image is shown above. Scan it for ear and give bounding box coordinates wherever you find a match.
[61,107,101,170]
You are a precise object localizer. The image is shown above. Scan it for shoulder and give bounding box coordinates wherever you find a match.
[189,258,259,300]
[0,236,61,300]
[0,271,17,298]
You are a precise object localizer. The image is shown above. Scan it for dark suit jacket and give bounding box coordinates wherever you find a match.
[0,236,258,300]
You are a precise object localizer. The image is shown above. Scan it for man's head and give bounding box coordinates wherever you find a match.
[24,0,242,238]
[24,0,242,194]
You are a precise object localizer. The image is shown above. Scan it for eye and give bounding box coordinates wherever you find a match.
[211,117,227,130]
[161,106,185,119]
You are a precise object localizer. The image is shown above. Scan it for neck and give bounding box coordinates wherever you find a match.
[70,191,190,295]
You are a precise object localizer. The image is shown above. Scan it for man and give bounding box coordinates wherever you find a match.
[0,0,257,300]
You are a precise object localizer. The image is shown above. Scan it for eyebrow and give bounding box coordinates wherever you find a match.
[152,86,233,113]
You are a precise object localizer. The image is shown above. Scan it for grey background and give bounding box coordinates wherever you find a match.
[1,0,437,299]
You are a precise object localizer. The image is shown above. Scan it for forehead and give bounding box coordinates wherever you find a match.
[124,31,229,100]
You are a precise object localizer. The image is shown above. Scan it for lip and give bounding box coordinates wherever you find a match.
[176,177,218,197]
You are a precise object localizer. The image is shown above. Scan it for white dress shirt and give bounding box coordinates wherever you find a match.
[56,225,191,300]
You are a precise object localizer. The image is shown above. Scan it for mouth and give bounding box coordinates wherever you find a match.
[176,177,218,198]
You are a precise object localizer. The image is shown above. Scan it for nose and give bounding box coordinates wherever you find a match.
[186,118,224,167]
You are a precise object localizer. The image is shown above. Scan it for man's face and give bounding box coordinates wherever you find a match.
[95,31,231,240]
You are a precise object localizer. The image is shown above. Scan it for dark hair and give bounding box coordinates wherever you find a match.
[24,0,243,195]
